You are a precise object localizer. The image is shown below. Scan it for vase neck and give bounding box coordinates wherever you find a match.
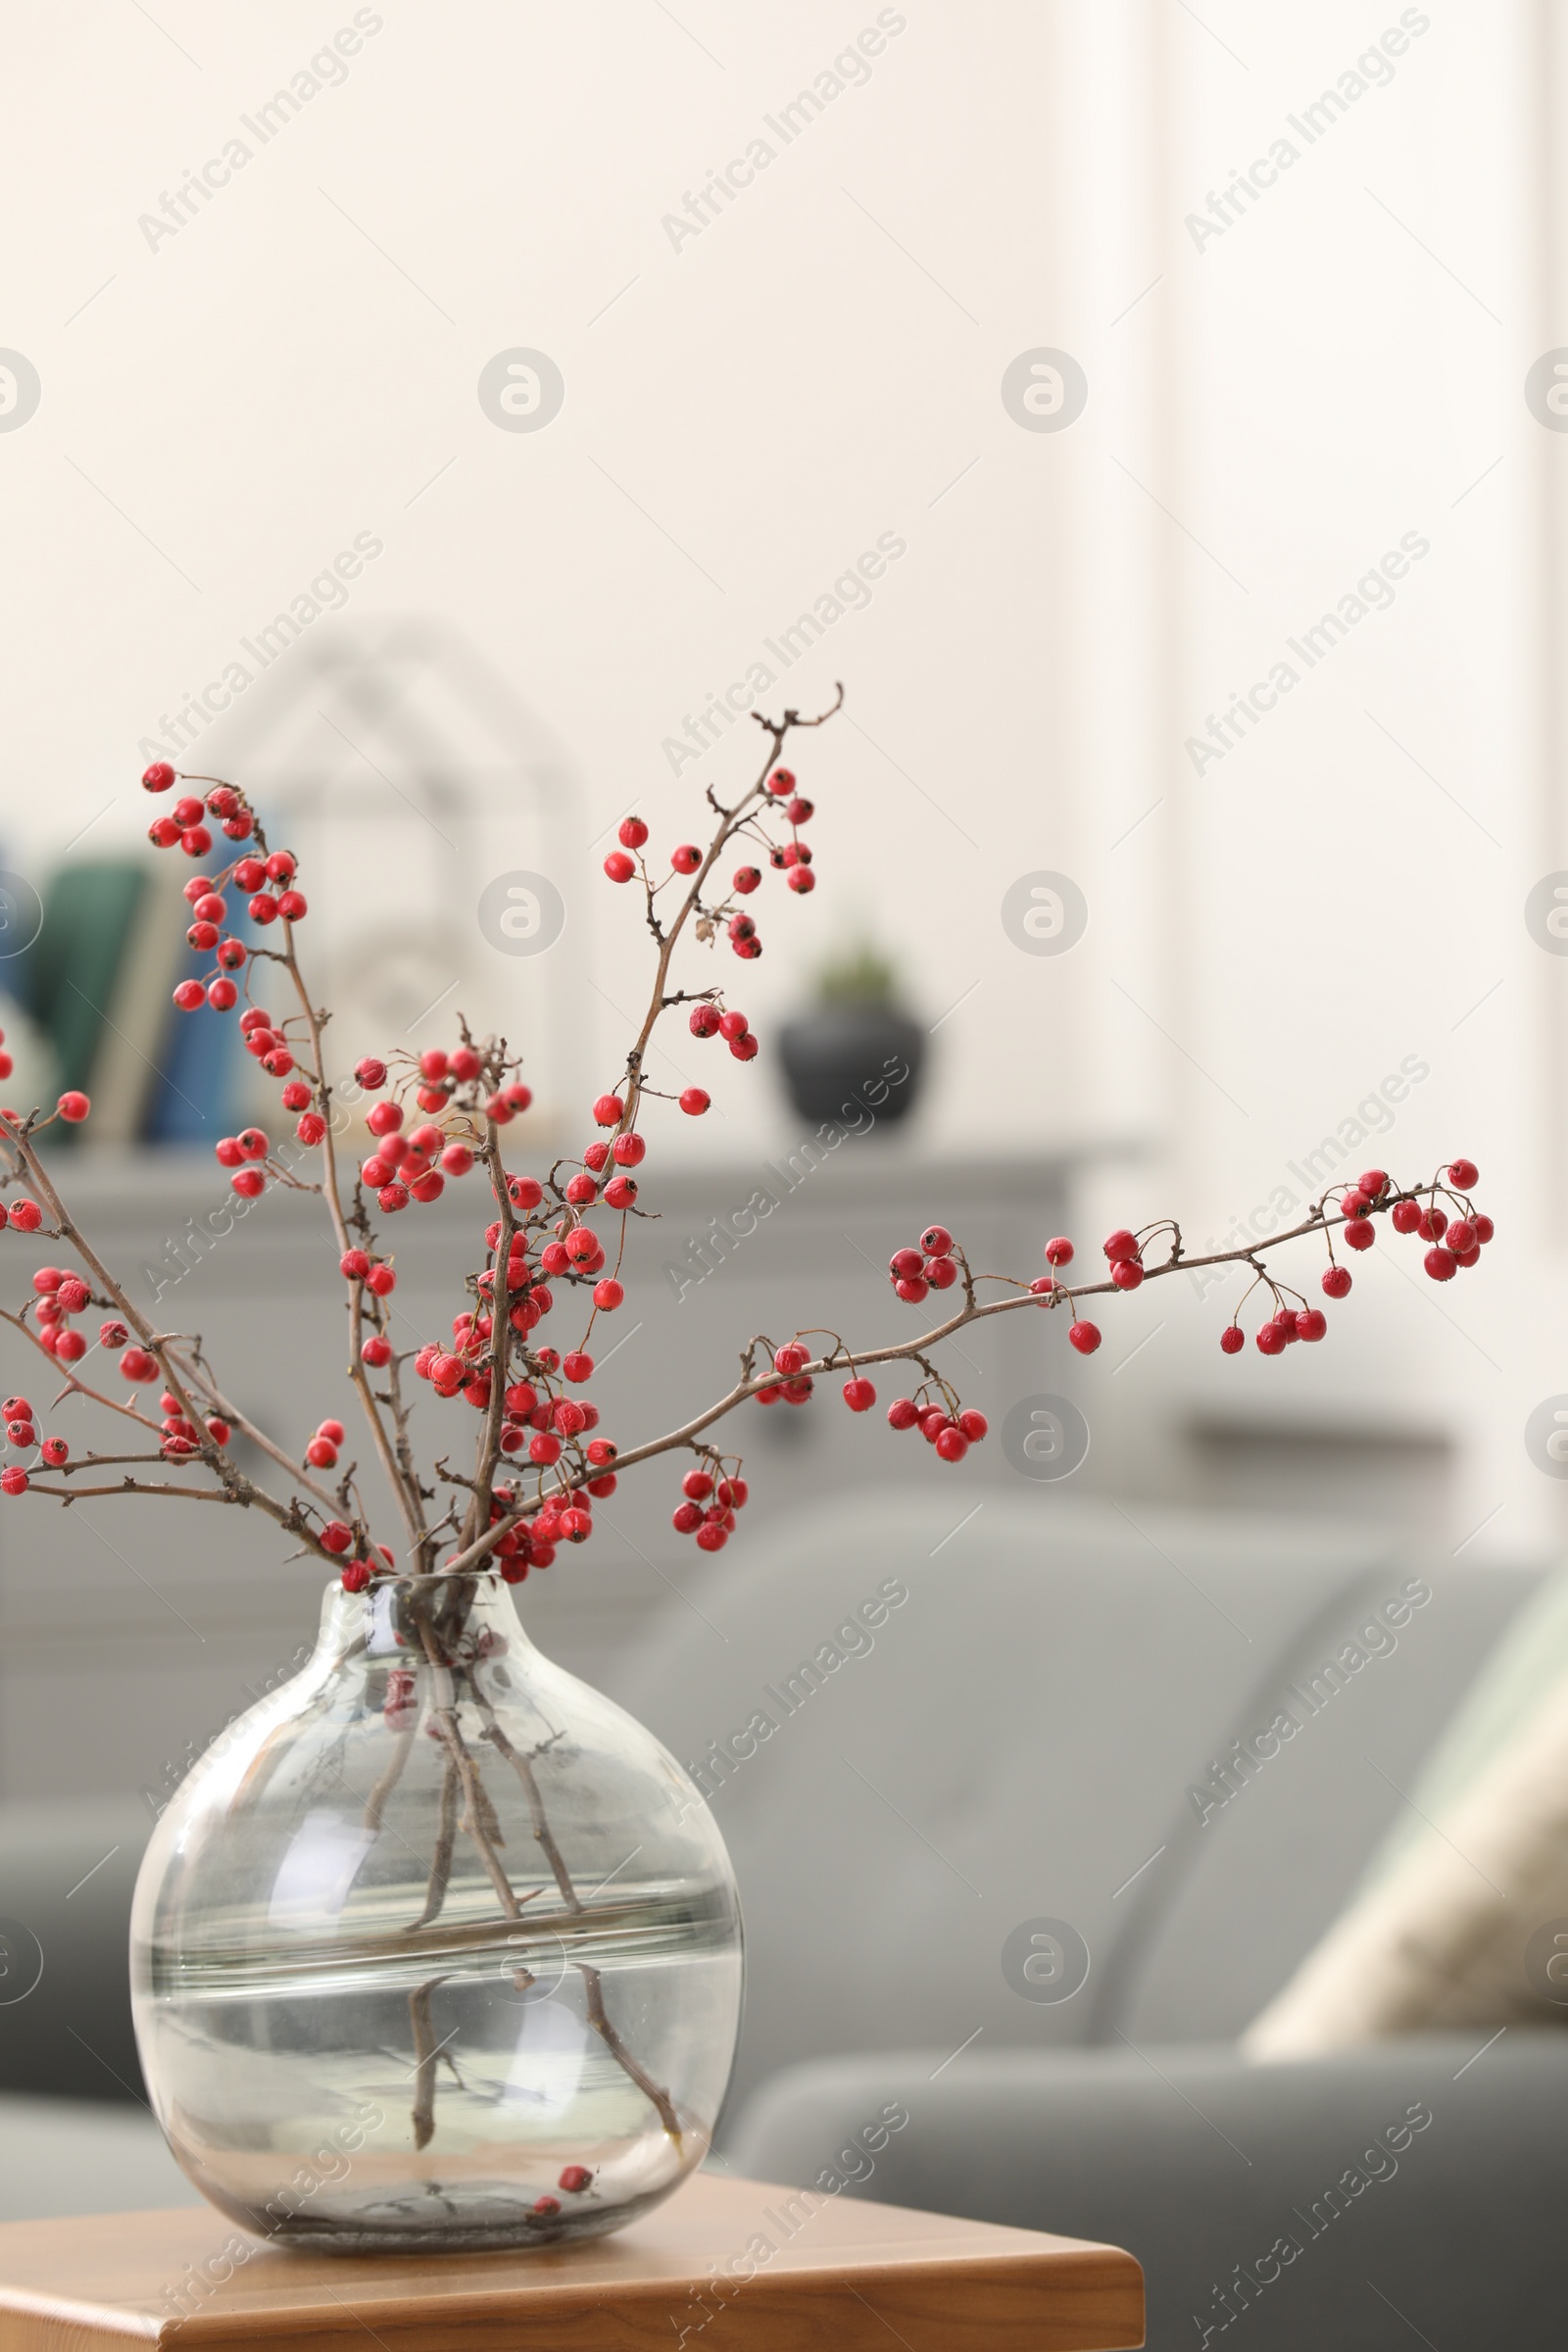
[313,1572,534,1675]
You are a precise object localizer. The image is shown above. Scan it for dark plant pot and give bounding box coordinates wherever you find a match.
[777,1003,926,1129]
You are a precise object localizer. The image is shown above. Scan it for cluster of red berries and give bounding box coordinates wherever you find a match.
[887,1225,961,1306]
[754,1338,815,1408]
[24,1264,91,1363]
[91,1315,159,1385]
[670,1461,749,1552]
[142,761,256,853]
[0,1389,80,1492]
[602,771,816,959]
[688,1003,760,1063]
[157,1387,230,1458]
[1218,1161,1489,1355]
[887,1394,988,1462]
[1,1395,38,1494]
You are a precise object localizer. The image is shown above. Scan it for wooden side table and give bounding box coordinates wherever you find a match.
[0,2175,1143,2350]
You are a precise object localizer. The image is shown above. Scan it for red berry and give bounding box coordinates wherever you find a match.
[920,1225,953,1256]
[593,1278,624,1309]
[1391,1200,1421,1233]
[1447,1158,1479,1190]
[1321,1265,1352,1298]
[319,1521,353,1554]
[563,1350,594,1384]
[768,767,794,795]
[889,1248,924,1280]
[774,1342,810,1376]
[843,1377,876,1411]
[679,1087,710,1116]
[925,1255,958,1290]
[1255,1322,1287,1355]
[618,817,649,849]
[672,1501,704,1534]
[729,1035,760,1064]
[141,760,176,792]
[1424,1246,1456,1282]
[957,1408,988,1442]
[559,2165,593,2194]
[689,1004,721,1038]
[367,1100,404,1138]
[1446,1218,1477,1253]
[1219,1325,1245,1354]
[934,1426,967,1462]
[671,844,702,874]
[120,1348,157,1383]
[1044,1237,1074,1267]
[1343,1217,1375,1251]
[887,1396,919,1430]
[682,1468,713,1501]
[1109,1259,1144,1291]
[1068,1320,1101,1354]
[603,1174,637,1209]
[733,865,761,894]
[1474,1214,1494,1243]
[230,1168,265,1199]
[612,1132,646,1165]
[377,1182,409,1214]
[306,1438,338,1468]
[1,1468,26,1496]
[341,1561,371,1593]
[355,1057,387,1090]
[1297,1308,1328,1341]
[1102,1229,1139,1262]
[786,866,814,893]
[318,1418,346,1445]
[207,978,238,1011]
[1358,1169,1389,1197]
[147,817,181,848]
[172,979,206,1011]
[296,1112,326,1146]
[717,1009,749,1041]
[1340,1191,1370,1218]
[56,1091,89,1123]
[895,1275,929,1304]
[696,1523,727,1551]
[362,1335,392,1366]
[99,1320,127,1348]
[603,852,636,884]
[1417,1207,1447,1242]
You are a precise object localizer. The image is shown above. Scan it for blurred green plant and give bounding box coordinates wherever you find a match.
[812,938,900,1006]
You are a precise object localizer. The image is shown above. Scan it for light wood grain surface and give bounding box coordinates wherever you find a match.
[0,2172,1143,2352]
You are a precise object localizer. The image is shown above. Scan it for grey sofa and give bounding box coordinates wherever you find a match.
[1,1492,1562,2344]
[613,1491,1566,2348]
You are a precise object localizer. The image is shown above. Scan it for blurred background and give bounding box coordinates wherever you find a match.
[0,0,1563,1801]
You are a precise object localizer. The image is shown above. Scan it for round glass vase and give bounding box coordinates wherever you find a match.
[130,1571,743,2253]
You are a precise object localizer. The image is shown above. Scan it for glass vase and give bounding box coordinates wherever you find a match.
[130,1571,743,2253]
